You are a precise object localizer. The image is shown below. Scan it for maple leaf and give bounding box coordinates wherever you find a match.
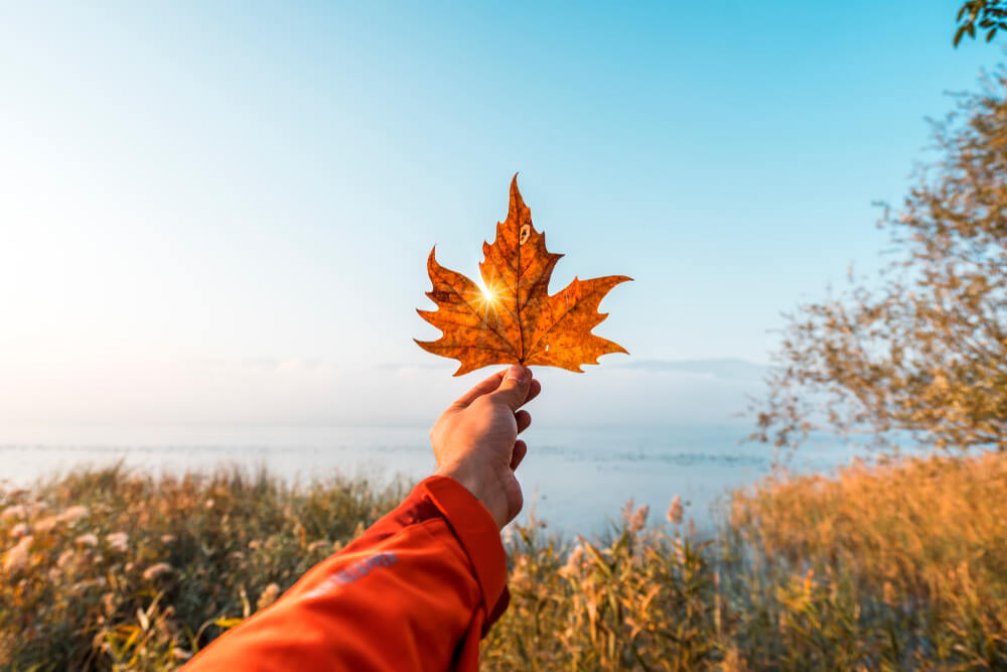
[416,176,630,375]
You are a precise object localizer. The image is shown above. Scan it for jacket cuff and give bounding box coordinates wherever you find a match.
[419,476,508,627]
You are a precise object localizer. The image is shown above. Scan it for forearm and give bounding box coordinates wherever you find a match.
[184,477,509,671]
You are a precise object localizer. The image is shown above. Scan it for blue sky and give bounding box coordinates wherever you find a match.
[0,2,997,429]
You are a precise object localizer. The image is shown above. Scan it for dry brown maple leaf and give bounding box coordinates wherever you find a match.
[416,176,630,375]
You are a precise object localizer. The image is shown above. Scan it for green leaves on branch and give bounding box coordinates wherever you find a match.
[955,1,1007,46]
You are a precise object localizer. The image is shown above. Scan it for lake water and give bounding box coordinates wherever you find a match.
[0,423,864,535]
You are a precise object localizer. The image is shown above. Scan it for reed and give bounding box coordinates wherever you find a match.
[0,465,405,670]
[2,453,1005,670]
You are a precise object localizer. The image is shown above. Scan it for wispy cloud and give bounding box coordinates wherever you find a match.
[0,353,767,431]
[616,358,767,382]
[371,361,453,373]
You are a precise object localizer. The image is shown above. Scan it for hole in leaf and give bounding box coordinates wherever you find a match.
[519,224,531,245]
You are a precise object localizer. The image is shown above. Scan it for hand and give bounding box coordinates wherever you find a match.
[431,365,541,529]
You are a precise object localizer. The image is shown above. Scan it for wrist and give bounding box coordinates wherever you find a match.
[434,463,509,529]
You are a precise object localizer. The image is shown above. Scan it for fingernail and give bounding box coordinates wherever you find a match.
[505,365,529,383]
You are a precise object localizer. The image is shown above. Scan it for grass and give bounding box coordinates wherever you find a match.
[724,453,1007,669]
[2,453,1006,670]
[0,467,406,670]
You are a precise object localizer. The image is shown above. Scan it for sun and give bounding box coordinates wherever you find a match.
[480,283,497,303]
[476,279,500,306]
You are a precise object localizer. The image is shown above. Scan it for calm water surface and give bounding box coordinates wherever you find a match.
[0,424,864,534]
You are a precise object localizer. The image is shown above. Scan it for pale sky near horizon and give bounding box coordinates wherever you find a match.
[0,2,998,431]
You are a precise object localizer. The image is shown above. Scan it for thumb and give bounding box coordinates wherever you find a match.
[493,365,532,410]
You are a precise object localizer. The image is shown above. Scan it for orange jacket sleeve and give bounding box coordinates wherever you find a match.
[183,475,509,671]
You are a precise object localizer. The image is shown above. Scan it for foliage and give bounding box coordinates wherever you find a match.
[753,70,1007,453]
[417,176,630,375]
[3,456,1006,670]
[955,1,1007,46]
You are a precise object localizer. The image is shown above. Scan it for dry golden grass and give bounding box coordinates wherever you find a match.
[2,453,1006,670]
[725,452,1007,669]
[730,453,1007,605]
[482,507,718,671]
[485,452,1007,670]
[0,466,404,670]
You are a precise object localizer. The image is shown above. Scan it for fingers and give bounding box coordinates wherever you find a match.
[451,370,506,409]
[510,439,527,470]
[524,379,542,406]
[452,365,542,411]
[492,365,533,410]
[515,410,531,434]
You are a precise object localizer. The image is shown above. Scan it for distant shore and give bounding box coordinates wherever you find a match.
[0,422,860,535]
